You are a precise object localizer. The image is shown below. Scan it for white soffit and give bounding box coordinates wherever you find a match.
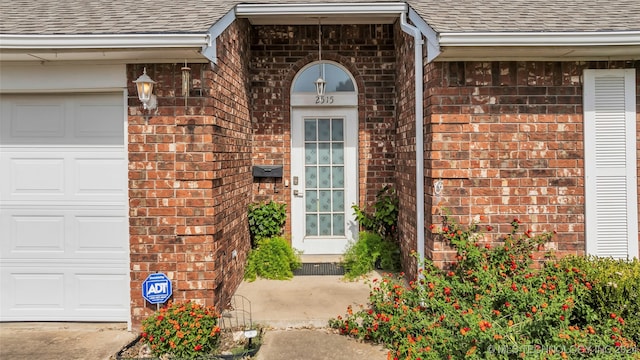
[437,45,640,61]
[0,49,208,63]
[0,34,208,49]
[235,3,409,25]
[0,34,210,63]
[436,31,640,60]
[439,31,640,47]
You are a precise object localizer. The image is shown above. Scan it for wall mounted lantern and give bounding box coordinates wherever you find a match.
[133,67,157,111]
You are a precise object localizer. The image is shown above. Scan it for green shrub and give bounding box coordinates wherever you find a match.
[141,300,220,359]
[244,236,301,282]
[352,185,398,241]
[330,215,639,359]
[346,185,401,280]
[342,231,401,280]
[559,255,640,343]
[247,201,287,246]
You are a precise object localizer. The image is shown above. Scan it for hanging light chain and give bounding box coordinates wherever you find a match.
[318,18,322,63]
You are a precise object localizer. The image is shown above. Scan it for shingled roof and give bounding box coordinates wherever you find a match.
[1,0,639,35]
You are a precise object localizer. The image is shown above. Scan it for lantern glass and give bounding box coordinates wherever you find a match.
[136,81,154,102]
[315,77,326,96]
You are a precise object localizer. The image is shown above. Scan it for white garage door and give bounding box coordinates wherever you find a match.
[0,93,129,321]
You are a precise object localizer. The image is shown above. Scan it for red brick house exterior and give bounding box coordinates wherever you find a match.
[1,1,638,331]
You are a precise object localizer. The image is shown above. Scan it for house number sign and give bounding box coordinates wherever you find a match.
[315,95,335,105]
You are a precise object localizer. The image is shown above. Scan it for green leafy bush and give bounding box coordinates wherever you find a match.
[559,255,640,343]
[352,185,398,241]
[330,216,639,359]
[244,236,301,282]
[141,300,221,359]
[346,185,401,279]
[342,231,401,280]
[248,201,287,246]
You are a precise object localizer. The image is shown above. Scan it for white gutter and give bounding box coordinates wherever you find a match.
[0,33,209,49]
[439,31,640,47]
[399,11,425,275]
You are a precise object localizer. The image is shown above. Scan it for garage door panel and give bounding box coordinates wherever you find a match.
[2,150,125,202]
[1,93,123,146]
[8,102,66,139]
[1,92,128,322]
[75,215,128,254]
[75,157,127,196]
[74,102,123,141]
[5,272,66,310]
[8,157,65,195]
[9,215,66,253]
[3,209,127,260]
[1,264,128,321]
[75,273,129,310]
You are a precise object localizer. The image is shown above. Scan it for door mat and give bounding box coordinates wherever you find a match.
[294,263,345,276]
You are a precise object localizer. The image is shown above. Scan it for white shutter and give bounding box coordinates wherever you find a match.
[584,69,638,259]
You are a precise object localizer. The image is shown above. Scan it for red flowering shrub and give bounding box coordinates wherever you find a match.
[330,216,640,359]
[141,300,221,359]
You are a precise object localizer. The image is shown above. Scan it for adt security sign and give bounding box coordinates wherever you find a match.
[142,273,172,304]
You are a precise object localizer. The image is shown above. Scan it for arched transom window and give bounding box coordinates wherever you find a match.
[291,61,357,107]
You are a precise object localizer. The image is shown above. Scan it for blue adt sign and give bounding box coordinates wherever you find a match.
[142,273,172,304]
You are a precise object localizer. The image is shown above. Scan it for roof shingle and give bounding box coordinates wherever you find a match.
[1,0,638,35]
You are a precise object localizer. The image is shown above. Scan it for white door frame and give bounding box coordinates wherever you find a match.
[290,61,359,255]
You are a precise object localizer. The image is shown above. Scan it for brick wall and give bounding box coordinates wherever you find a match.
[424,60,640,268]
[127,19,252,331]
[250,24,397,237]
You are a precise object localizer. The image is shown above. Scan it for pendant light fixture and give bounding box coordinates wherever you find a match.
[314,18,326,96]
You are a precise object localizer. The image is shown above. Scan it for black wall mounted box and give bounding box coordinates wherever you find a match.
[252,165,283,178]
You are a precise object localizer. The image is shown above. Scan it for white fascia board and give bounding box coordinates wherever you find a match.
[236,2,408,17]
[407,7,440,62]
[439,31,640,47]
[0,33,209,49]
[203,9,236,64]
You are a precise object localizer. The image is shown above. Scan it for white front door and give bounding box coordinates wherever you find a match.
[291,108,358,254]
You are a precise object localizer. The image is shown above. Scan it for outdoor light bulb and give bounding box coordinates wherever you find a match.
[138,82,153,102]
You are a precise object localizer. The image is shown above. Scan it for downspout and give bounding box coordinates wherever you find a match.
[400,12,425,275]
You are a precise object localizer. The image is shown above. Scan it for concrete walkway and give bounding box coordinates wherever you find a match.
[256,328,387,360]
[0,273,388,360]
[233,275,373,328]
[235,274,388,359]
[0,322,136,360]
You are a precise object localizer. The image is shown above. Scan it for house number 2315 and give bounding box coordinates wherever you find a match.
[315,95,334,104]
